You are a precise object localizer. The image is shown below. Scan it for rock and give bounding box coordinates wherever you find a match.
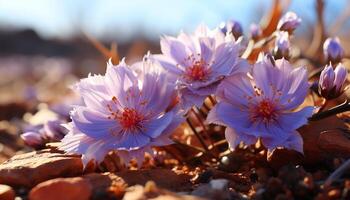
[115,168,192,192]
[0,184,15,200]
[84,173,127,200]
[123,181,203,200]
[299,115,348,165]
[267,149,303,170]
[29,177,91,200]
[318,130,350,156]
[0,149,84,187]
[209,179,229,190]
[29,173,127,200]
[191,179,238,200]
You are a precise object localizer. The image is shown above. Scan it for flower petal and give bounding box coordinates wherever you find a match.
[225,127,257,150]
[143,111,174,138]
[160,36,192,66]
[71,107,119,139]
[278,106,314,130]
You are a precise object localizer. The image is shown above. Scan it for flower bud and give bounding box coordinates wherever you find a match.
[250,23,262,40]
[334,63,347,92]
[319,63,347,99]
[21,131,43,147]
[273,31,290,59]
[219,20,243,39]
[323,37,344,64]
[43,120,67,141]
[277,12,301,33]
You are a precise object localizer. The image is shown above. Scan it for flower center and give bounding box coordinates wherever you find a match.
[185,59,210,81]
[107,96,144,131]
[251,99,277,123]
[117,108,143,130]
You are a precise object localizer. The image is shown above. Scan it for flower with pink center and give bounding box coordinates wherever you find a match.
[207,55,314,155]
[59,57,184,166]
[152,24,249,110]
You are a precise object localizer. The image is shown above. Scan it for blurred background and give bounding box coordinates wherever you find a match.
[0,0,349,104]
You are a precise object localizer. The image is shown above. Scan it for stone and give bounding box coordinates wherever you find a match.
[28,177,91,200]
[123,181,204,200]
[298,115,348,165]
[29,173,126,200]
[209,179,229,190]
[115,168,192,192]
[318,130,350,156]
[0,184,15,200]
[0,149,84,187]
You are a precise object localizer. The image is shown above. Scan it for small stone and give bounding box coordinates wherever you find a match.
[264,177,284,199]
[327,189,341,200]
[278,165,306,187]
[115,168,191,192]
[195,170,213,183]
[123,181,203,200]
[29,173,127,200]
[0,184,15,200]
[0,149,84,187]
[29,177,91,200]
[318,130,350,156]
[209,179,228,190]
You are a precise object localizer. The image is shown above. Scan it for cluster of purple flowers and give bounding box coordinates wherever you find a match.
[25,11,346,168]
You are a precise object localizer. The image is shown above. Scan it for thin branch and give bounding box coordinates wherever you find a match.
[186,118,209,152]
[309,100,350,121]
[324,158,350,188]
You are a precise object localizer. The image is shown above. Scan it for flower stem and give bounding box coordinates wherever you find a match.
[324,158,350,188]
[208,95,217,106]
[186,118,210,152]
[309,99,350,121]
[317,98,328,113]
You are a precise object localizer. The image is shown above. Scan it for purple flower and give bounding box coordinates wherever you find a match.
[277,12,301,33]
[219,20,243,39]
[21,131,43,147]
[152,24,249,110]
[21,119,67,148]
[323,37,344,64]
[319,63,347,99]
[207,55,314,155]
[250,23,262,40]
[59,57,184,166]
[274,31,290,59]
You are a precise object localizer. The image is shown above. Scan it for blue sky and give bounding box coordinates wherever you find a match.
[0,0,347,41]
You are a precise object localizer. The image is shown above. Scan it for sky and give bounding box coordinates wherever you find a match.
[0,0,348,42]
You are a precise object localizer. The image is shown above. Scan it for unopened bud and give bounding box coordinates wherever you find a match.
[219,20,243,39]
[277,12,301,33]
[250,23,262,41]
[21,131,43,147]
[323,37,344,64]
[273,31,290,59]
[319,63,348,99]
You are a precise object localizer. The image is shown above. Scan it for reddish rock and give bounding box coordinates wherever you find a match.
[115,168,192,192]
[267,149,303,170]
[298,115,348,165]
[318,130,350,156]
[0,149,84,187]
[29,173,126,200]
[29,177,91,200]
[0,184,15,200]
[123,181,203,200]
